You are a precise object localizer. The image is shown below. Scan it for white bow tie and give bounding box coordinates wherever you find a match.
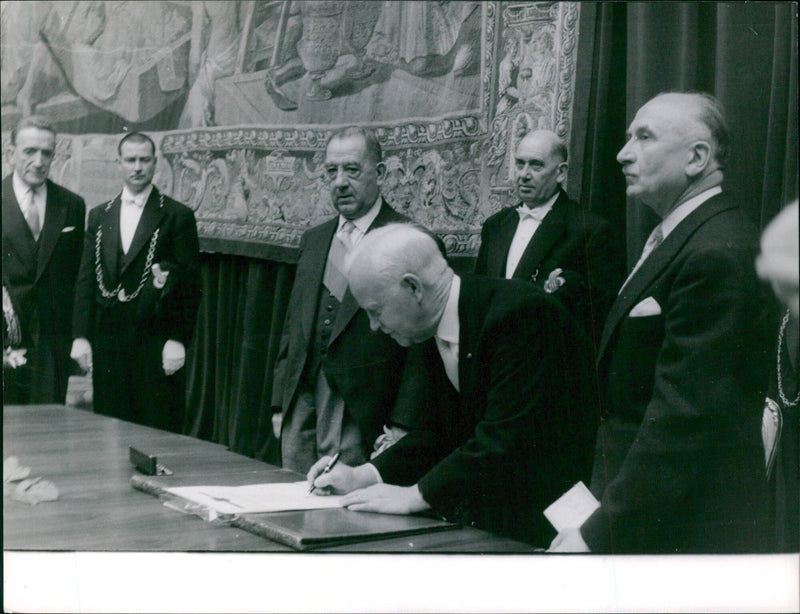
[517,205,549,222]
[122,196,145,208]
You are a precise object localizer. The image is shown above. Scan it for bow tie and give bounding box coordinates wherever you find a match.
[517,205,549,222]
[122,196,145,208]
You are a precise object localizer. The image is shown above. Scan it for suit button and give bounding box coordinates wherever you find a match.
[324,319,331,325]
[326,304,333,312]
[466,353,472,359]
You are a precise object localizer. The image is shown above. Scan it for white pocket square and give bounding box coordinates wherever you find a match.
[61,226,76,233]
[629,296,661,317]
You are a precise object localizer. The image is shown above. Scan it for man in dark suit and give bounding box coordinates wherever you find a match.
[2,115,86,404]
[549,92,773,554]
[272,126,435,474]
[474,129,623,341]
[307,223,598,547]
[71,132,200,433]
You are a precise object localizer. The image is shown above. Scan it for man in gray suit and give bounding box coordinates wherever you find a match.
[271,126,434,473]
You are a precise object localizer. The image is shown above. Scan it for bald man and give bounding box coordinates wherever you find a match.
[474,129,623,342]
[307,223,598,547]
[549,92,773,553]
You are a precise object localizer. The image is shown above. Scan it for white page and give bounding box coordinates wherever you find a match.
[164,481,343,515]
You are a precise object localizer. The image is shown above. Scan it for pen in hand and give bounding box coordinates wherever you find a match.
[308,452,340,495]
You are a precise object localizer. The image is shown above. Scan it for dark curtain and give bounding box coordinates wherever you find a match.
[183,2,798,458]
[576,2,798,267]
[184,252,294,463]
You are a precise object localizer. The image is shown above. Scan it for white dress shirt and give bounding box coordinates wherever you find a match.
[435,274,461,391]
[505,191,559,278]
[120,185,153,254]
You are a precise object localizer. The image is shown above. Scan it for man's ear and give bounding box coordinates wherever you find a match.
[685,140,713,178]
[401,273,424,303]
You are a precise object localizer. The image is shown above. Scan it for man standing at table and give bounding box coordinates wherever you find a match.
[272,126,436,474]
[549,92,773,553]
[70,132,200,433]
[474,129,623,341]
[2,115,86,404]
[307,223,598,547]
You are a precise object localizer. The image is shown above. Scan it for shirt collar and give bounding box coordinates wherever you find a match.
[13,172,46,202]
[660,186,723,239]
[436,274,461,345]
[121,184,153,207]
[518,190,560,216]
[338,196,382,236]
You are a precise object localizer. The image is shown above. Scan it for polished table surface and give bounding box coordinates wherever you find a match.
[3,405,537,553]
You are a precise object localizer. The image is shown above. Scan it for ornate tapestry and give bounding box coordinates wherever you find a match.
[1,1,580,261]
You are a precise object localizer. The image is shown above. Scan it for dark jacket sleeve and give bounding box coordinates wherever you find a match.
[156,203,201,345]
[72,206,102,342]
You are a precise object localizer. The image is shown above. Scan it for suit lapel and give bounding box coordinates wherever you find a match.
[512,191,568,281]
[328,199,399,344]
[597,194,737,360]
[489,209,519,277]
[121,188,165,275]
[102,196,122,285]
[455,274,483,406]
[35,180,68,282]
[1,177,38,271]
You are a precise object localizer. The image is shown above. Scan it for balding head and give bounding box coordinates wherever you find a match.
[514,130,568,206]
[346,223,453,346]
[650,92,730,167]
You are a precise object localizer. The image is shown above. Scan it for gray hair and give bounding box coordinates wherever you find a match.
[12,115,56,145]
[655,91,730,167]
[347,223,449,289]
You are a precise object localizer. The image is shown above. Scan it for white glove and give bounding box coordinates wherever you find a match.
[162,339,185,375]
[70,338,93,372]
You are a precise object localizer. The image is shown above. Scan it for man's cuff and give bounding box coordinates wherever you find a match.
[70,338,91,358]
[364,463,383,484]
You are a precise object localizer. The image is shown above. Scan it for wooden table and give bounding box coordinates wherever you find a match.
[3,405,537,553]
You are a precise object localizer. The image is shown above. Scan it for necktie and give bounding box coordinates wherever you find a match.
[338,221,356,251]
[322,222,357,302]
[22,188,41,241]
[619,224,664,292]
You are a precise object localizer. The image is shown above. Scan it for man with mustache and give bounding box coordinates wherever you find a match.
[71,132,200,433]
[272,126,436,474]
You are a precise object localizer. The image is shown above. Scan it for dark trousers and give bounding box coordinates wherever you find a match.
[91,312,185,433]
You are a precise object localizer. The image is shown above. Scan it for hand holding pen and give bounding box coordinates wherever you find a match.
[308,452,340,495]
